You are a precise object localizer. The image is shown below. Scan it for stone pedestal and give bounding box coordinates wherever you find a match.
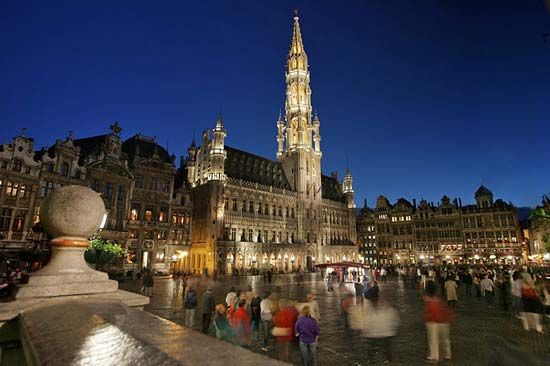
[9,186,148,308]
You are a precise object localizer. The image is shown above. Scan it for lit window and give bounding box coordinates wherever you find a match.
[145,209,153,221]
[6,181,18,197]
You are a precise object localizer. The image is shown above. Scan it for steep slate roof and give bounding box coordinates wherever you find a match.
[122,135,173,164]
[224,146,291,190]
[321,174,346,203]
[73,135,109,165]
[224,146,345,203]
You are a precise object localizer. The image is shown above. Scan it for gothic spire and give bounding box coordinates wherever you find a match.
[289,10,306,59]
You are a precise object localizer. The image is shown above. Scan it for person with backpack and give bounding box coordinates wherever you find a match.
[424,280,453,363]
[184,286,198,328]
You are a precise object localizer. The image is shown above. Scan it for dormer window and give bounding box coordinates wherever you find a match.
[12,159,22,172]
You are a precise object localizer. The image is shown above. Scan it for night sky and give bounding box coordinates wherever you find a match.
[1,1,549,208]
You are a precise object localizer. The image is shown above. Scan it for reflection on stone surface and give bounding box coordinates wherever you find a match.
[21,300,288,365]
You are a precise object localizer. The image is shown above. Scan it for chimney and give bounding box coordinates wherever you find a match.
[458,198,462,207]
[413,199,417,209]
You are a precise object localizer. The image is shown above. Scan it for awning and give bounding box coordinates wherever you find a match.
[314,261,369,269]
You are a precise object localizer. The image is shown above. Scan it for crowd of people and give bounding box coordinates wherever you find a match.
[174,275,320,366]
[143,263,549,365]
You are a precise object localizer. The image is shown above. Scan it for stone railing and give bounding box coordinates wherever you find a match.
[0,186,289,366]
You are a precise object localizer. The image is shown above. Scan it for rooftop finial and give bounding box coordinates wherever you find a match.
[21,127,26,137]
[67,131,74,140]
[110,121,122,135]
[216,112,224,128]
[294,9,299,19]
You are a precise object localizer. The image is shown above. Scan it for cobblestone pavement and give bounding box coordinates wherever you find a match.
[120,274,549,366]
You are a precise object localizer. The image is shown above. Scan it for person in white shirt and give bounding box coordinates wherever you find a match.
[260,291,273,351]
[225,286,237,309]
[480,275,494,307]
[296,293,321,321]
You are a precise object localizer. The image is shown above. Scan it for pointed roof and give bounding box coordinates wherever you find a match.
[475,184,493,197]
[289,11,306,58]
[215,113,224,129]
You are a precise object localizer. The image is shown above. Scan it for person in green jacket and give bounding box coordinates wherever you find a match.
[213,304,233,342]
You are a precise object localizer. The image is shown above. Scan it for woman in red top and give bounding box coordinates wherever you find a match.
[231,299,252,347]
[273,299,295,361]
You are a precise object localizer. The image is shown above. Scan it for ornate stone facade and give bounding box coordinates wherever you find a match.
[186,14,358,275]
[356,185,523,265]
[0,124,192,274]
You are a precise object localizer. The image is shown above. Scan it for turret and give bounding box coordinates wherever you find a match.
[343,167,355,209]
[313,112,321,154]
[276,111,285,160]
[186,137,197,185]
[208,114,227,181]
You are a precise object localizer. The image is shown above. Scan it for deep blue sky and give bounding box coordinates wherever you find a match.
[1,1,549,207]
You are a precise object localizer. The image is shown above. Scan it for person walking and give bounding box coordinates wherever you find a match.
[463,271,473,296]
[473,275,482,297]
[295,305,320,366]
[201,286,216,334]
[445,276,458,308]
[520,279,544,333]
[512,272,524,318]
[260,291,273,351]
[183,286,198,328]
[424,280,453,363]
[306,293,321,321]
[480,274,495,307]
[380,267,387,284]
[273,299,295,362]
[250,291,262,341]
[142,270,154,297]
[360,293,400,364]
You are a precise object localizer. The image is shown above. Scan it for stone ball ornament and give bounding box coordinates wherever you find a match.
[40,185,106,239]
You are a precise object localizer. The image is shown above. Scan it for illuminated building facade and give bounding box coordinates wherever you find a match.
[0,124,192,274]
[186,14,358,275]
[357,185,523,265]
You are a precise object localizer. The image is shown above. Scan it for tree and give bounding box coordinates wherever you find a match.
[84,237,124,271]
[529,207,550,221]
